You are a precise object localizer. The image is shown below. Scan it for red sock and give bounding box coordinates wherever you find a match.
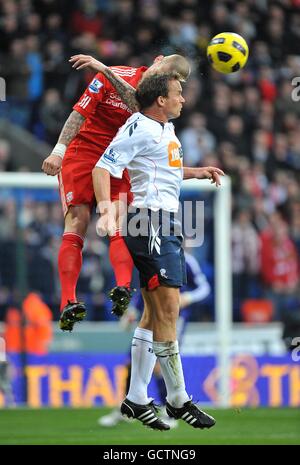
[58,233,84,311]
[109,231,134,288]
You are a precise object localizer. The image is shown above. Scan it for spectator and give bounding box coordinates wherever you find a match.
[232,209,260,319]
[260,213,300,320]
[70,0,103,36]
[40,89,67,144]
[180,113,216,166]
[43,40,70,94]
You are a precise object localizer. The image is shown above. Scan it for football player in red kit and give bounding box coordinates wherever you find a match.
[42,54,191,331]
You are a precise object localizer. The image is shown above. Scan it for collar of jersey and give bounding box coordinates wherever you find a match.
[141,112,166,128]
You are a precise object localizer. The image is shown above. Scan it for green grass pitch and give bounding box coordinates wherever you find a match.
[0,407,299,445]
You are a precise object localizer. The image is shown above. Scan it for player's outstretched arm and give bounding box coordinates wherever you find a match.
[42,110,85,176]
[183,166,225,187]
[69,54,139,113]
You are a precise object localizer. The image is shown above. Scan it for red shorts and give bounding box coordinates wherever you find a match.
[58,145,133,216]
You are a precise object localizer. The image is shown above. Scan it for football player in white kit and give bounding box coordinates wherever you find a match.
[93,71,224,430]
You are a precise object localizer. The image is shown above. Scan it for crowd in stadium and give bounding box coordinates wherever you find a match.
[0,0,299,322]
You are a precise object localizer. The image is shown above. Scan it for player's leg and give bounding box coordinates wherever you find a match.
[147,285,215,429]
[110,199,134,288]
[58,204,90,331]
[153,314,188,428]
[59,204,90,308]
[125,296,156,405]
[108,173,135,317]
[153,311,191,407]
[146,286,189,402]
[108,199,134,316]
[57,151,96,331]
[121,297,170,430]
[153,361,178,428]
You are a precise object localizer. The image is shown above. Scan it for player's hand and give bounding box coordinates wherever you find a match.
[69,54,107,72]
[197,167,225,187]
[42,154,62,176]
[96,212,117,237]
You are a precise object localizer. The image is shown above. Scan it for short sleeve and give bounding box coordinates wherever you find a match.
[73,73,107,118]
[95,116,147,178]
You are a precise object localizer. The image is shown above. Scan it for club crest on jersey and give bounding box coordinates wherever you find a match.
[88,78,103,93]
[66,191,73,202]
[103,148,117,163]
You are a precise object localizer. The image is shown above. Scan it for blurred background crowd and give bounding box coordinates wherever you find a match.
[0,0,299,324]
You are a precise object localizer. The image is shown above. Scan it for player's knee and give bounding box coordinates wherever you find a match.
[139,312,153,330]
[155,303,178,326]
[68,216,89,235]
[139,302,153,329]
[65,206,90,236]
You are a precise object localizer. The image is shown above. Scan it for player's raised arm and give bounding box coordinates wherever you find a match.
[42,110,85,176]
[69,54,139,113]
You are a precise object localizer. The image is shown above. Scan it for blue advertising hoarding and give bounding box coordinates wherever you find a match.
[2,353,299,407]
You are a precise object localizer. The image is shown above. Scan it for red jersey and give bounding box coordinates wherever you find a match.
[59,66,146,213]
[70,66,147,154]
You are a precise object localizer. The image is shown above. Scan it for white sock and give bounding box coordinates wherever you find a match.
[127,327,157,405]
[153,340,190,408]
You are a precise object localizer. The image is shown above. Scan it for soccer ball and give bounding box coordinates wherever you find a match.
[207,32,249,74]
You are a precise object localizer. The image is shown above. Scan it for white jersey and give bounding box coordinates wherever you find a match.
[96,112,183,212]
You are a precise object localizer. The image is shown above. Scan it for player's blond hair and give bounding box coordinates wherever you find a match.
[161,54,191,81]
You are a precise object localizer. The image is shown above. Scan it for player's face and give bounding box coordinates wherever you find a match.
[164,79,185,120]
